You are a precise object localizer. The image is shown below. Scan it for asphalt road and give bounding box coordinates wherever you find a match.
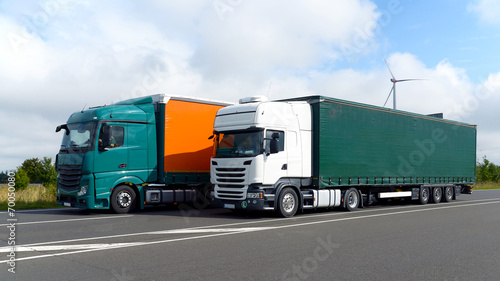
[1,190,500,281]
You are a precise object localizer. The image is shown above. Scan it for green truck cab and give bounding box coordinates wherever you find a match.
[56,95,229,213]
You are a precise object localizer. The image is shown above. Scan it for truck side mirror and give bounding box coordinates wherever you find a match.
[270,132,280,154]
[270,139,280,154]
[56,124,70,135]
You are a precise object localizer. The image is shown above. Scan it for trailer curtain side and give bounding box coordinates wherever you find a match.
[158,99,225,184]
[286,96,477,188]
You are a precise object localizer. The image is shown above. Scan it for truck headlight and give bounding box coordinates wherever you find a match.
[77,185,88,196]
[247,192,262,199]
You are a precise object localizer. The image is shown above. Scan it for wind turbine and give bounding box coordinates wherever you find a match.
[383,56,423,110]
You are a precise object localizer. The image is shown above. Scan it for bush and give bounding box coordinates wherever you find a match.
[476,156,500,183]
[14,168,30,190]
[44,183,57,198]
[21,157,57,186]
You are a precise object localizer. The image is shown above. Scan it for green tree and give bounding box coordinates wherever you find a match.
[21,158,43,183]
[21,157,57,186]
[39,157,57,187]
[14,167,30,190]
[0,171,7,183]
[476,156,500,183]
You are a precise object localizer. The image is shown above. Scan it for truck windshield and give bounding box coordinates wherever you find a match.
[214,131,262,158]
[59,122,97,153]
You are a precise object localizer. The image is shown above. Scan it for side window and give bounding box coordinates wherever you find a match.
[266,130,285,152]
[110,126,124,147]
[98,125,124,149]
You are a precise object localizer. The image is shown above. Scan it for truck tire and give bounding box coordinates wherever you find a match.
[419,187,429,205]
[443,186,453,202]
[276,187,298,218]
[431,187,442,204]
[111,185,136,214]
[344,188,359,211]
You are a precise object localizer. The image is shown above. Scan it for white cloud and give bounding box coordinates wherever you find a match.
[191,0,379,80]
[295,53,475,118]
[0,1,499,169]
[468,0,500,25]
[0,110,60,170]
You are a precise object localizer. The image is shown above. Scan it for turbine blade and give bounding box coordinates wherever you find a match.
[383,86,394,107]
[395,78,426,82]
[383,55,396,80]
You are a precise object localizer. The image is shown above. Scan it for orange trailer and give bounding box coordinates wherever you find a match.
[57,94,231,213]
[159,96,230,184]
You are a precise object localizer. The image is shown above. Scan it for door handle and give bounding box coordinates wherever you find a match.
[118,163,127,169]
[281,164,287,170]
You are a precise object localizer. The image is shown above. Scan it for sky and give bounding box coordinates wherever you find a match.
[0,0,499,171]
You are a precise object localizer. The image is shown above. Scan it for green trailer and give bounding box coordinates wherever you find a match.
[211,95,476,217]
[309,96,476,188]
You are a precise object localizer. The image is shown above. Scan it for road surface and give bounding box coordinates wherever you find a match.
[1,190,500,280]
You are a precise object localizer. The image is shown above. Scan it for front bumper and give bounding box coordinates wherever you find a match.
[57,193,90,208]
[211,197,272,211]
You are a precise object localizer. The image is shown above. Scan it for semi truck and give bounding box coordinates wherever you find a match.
[56,95,230,213]
[210,95,476,217]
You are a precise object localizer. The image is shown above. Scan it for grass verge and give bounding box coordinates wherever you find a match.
[0,184,61,210]
[473,182,500,190]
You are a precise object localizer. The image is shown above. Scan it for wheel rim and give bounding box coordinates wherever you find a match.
[117,191,132,208]
[434,188,441,200]
[445,187,453,199]
[422,188,429,201]
[348,191,358,208]
[282,193,295,213]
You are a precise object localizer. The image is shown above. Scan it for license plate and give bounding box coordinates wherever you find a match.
[224,204,235,209]
[63,202,71,207]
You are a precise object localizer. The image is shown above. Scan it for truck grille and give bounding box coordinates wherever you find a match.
[58,165,82,191]
[215,167,247,200]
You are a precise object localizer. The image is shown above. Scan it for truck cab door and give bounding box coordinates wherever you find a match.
[263,130,288,184]
[94,123,128,196]
[126,122,153,182]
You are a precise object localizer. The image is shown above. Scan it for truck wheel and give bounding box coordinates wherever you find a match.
[443,186,453,202]
[111,185,136,214]
[345,188,359,211]
[431,187,442,203]
[276,187,298,218]
[419,187,429,205]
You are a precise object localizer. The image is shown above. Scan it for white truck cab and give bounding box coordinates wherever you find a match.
[210,96,313,215]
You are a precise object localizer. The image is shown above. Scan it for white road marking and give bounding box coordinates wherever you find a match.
[1,199,499,264]
[3,198,498,248]
[149,227,275,234]
[0,208,75,214]
[0,243,144,252]
[0,215,133,227]
[0,227,276,253]
[0,232,244,263]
